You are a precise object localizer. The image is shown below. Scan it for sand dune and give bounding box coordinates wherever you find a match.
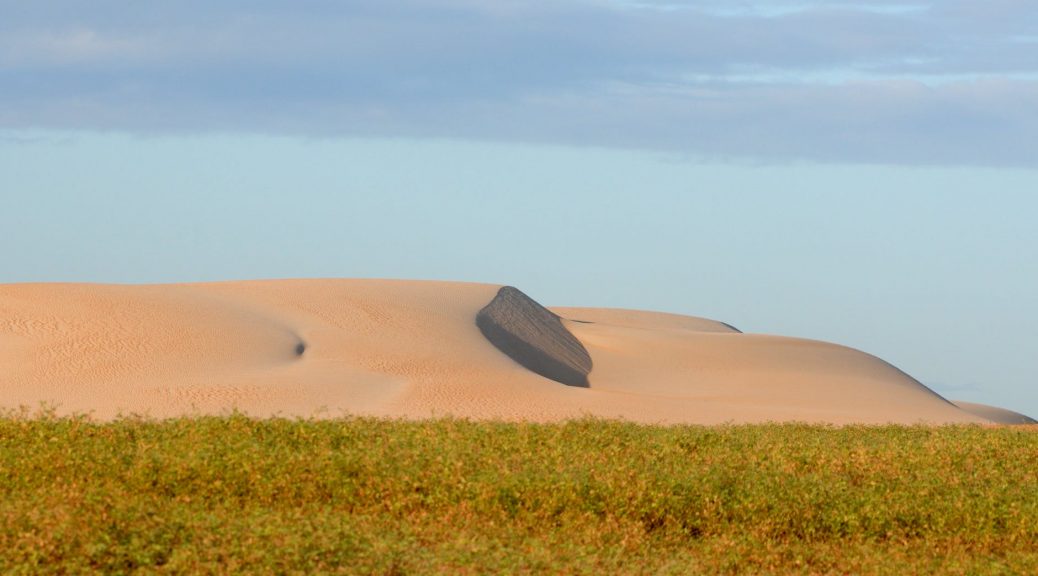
[0,279,1023,424]
[952,401,1037,425]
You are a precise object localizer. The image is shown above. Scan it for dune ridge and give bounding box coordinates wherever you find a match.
[553,307,742,334]
[0,279,1024,424]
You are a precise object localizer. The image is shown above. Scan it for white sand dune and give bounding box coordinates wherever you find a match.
[0,279,1021,424]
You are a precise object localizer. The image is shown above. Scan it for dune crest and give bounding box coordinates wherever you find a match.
[476,286,593,388]
[552,307,741,333]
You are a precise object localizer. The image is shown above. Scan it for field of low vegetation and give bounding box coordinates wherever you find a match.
[1,412,1036,574]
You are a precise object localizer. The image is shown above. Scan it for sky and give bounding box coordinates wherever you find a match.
[2,1,1036,415]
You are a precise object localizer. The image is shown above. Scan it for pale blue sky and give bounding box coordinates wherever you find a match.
[2,1,1036,415]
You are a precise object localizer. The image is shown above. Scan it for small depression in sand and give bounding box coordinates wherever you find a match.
[0,279,1031,425]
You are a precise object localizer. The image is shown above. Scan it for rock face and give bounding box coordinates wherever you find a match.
[476,286,593,387]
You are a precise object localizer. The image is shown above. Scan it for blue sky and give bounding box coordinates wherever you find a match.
[2,2,1036,415]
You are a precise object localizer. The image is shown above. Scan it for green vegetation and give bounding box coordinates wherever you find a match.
[1,414,1036,575]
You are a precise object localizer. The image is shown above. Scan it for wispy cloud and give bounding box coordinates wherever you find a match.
[1,0,1035,165]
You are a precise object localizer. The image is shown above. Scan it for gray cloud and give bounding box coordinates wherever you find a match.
[1,0,1035,165]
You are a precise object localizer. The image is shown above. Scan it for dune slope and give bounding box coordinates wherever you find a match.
[0,279,1010,424]
[953,401,1037,425]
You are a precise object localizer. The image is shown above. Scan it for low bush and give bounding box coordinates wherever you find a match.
[1,414,1035,574]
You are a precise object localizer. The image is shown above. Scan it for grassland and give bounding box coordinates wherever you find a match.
[1,414,1036,574]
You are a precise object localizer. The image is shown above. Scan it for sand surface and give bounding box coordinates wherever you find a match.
[0,279,1016,424]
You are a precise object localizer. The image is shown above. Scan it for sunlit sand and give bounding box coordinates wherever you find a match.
[1,279,1028,424]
